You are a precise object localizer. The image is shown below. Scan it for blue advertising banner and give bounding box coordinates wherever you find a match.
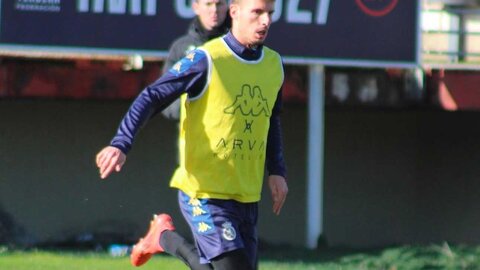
[0,0,419,66]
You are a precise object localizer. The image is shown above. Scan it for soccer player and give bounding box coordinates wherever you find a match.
[95,0,287,269]
[161,0,230,120]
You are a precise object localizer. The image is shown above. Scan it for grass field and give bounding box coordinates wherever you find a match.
[1,243,480,269]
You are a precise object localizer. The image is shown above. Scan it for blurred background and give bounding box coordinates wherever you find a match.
[2,0,480,253]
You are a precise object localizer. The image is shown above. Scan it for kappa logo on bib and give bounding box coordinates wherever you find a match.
[221,221,237,241]
[224,84,270,117]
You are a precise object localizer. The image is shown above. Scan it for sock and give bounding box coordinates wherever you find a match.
[160,230,212,270]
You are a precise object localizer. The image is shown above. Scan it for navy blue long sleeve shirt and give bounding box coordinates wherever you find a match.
[111,32,286,178]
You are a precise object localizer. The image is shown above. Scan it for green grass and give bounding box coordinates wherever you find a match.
[2,243,480,269]
[0,250,186,270]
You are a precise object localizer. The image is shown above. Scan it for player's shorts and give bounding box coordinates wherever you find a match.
[177,190,258,266]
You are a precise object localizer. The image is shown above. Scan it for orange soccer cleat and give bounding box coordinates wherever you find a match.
[130,213,176,267]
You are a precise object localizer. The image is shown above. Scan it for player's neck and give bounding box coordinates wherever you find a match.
[231,30,257,50]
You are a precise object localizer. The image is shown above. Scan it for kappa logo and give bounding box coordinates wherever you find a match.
[172,62,182,73]
[221,222,236,241]
[198,222,212,233]
[188,198,201,207]
[170,50,204,75]
[224,84,270,117]
[186,52,196,62]
[192,206,206,217]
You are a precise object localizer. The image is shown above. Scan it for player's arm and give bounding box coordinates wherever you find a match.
[161,37,195,120]
[266,89,288,215]
[96,50,209,179]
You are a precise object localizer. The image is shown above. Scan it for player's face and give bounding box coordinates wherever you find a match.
[193,0,228,31]
[230,0,275,48]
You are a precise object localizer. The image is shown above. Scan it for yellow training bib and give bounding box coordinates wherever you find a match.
[170,38,284,202]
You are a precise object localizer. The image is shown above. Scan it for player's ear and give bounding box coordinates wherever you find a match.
[192,0,200,16]
[229,3,238,20]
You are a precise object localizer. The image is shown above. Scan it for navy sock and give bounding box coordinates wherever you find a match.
[160,230,212,270]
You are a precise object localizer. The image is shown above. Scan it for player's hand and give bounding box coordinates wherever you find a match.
[268,175,288,215]
[95,146,126,179]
